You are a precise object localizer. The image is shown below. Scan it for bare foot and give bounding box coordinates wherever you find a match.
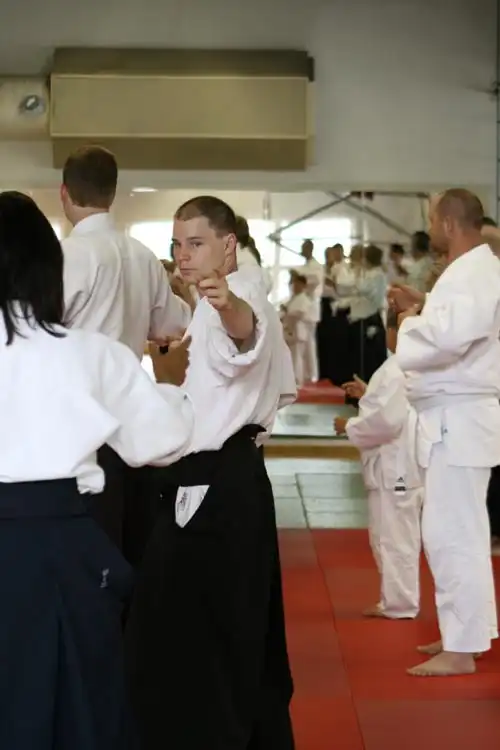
[417,640,442,655]
[416,640,482,659]
[363,603,391,618]
[408,651,476,676]
[363,603,416,619]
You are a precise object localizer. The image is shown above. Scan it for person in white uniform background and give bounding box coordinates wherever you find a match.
[281,272,316,386]
[294,238,323,382]
[394,188,500,676]
[125,196,296,750]
[61,147,190,358]
[406,231,432,293]
[0,191,195,749]
[348,244,388,384]
[335,306,423,620]
[317,244,344,380]
[387,243,412,285]
[235,215,273,295]
[328,245,361,386]
[60,145,192,565]
[481,216,500,257]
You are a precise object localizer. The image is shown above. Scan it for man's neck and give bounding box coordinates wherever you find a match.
[448,232,483,262]
[71,208,109,228]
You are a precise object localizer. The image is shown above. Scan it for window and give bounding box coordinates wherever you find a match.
[275,268,294,304]
[129,221,173,259]
[270,218,354,303]
[247,220,276,267]
[280,218,353,263]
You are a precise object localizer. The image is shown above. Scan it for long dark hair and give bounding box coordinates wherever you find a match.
[247,237,262,266]
[0,191,65,345]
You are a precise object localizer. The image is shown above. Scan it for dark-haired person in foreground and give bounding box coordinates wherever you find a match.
[60,145,191,565]
[0,191,195,749]
[125,196,297,750]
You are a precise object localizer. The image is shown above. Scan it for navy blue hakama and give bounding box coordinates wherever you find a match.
[0,479,136,750]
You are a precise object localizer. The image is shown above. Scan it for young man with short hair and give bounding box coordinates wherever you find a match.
[61,145,191,563]
[125,196,297,750]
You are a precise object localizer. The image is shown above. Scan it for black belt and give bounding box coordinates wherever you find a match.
[0,479,87,519]
[157,424,265,488]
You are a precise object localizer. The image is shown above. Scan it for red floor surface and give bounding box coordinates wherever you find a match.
[296,380,345,405]
[280,529,500,749]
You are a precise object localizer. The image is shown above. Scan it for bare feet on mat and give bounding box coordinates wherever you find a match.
[408,651,476,677]
[417,640,442,655]
[417,640,482,659]
[363,603,391,618]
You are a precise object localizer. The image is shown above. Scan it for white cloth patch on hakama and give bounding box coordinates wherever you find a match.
[175,485,210,527]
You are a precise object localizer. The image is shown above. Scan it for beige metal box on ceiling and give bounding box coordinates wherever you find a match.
[50,48,314,171]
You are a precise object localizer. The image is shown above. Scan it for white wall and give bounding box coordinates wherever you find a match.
[1,0,495,197]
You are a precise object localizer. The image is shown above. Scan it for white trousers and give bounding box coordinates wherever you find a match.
[290,341,307,387]
[368,486,423,618]
[422,442,498,653]
[303,322,318,383]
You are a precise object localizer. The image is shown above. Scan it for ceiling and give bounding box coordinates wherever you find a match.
[0,0,495,193]
[0,0,323,75]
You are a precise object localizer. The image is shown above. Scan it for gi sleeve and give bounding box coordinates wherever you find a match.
[396,291,496,371]
[148,258,192,340]
[100,339,194,467]
[205,291,273,379]
[346,366,407,450]
[287,296,310,320]
[306,263,324,295]
[62,240,92,325]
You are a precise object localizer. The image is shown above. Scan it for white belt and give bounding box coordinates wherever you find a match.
[411,392,496,413]
[394,406,418,496]
[411,393,497,469]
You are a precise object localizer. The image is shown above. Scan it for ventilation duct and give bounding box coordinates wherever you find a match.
[0,78,48,139]
[50,48,313,171]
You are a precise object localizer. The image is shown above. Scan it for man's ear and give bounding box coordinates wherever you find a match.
[443,216,454,238]
[225,233,237,256]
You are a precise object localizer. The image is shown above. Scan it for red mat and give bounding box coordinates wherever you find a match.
[296,380,346,405]
[280,529,500,749]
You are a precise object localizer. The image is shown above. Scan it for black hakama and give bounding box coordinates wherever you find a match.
[348,311,387,383]
[0,479,136,750]
[327,307,354,386]
[95,444,126,550]
[124,425,295,750]
[316,296,333,380]
[95,445,163,568]
[487,465,500,538]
